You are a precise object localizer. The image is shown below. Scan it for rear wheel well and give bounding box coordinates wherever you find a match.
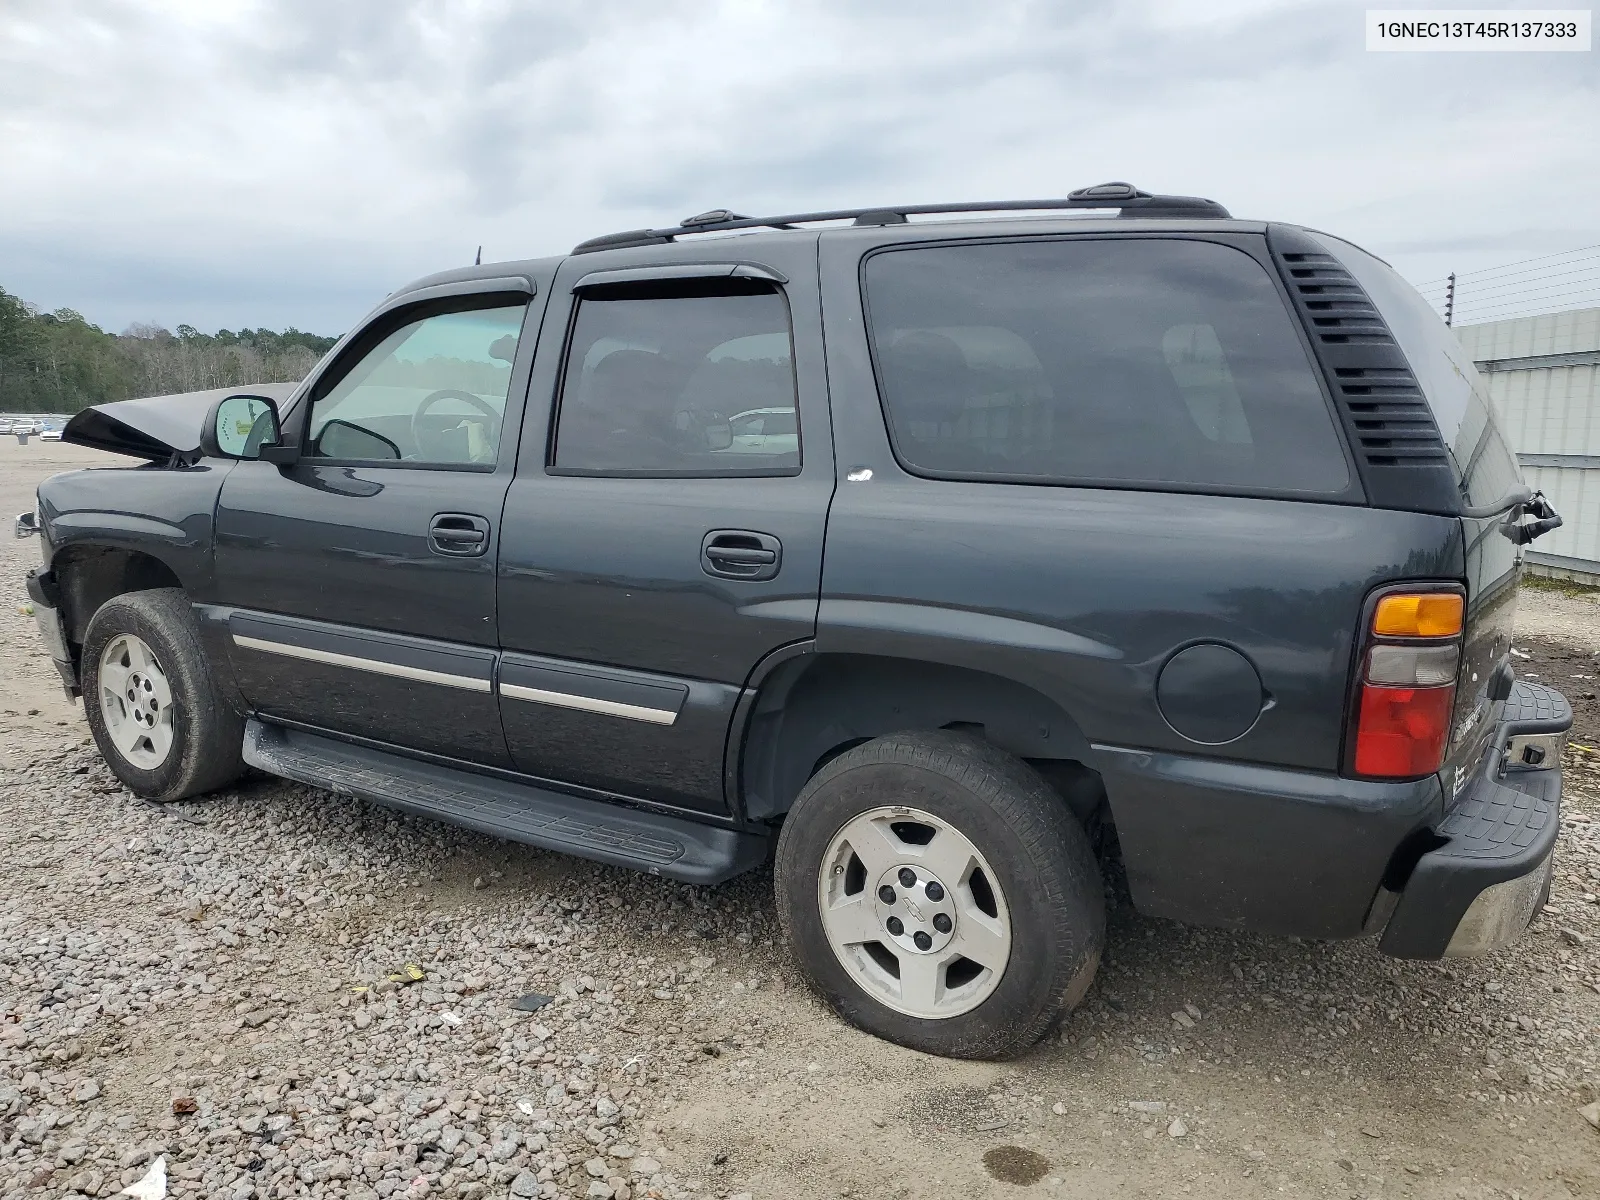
[741,653,1109,829]
[54,547,184,651]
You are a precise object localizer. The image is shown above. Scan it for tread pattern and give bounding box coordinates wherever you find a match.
[1437,768,1559,863]
[1502,679,1572,731]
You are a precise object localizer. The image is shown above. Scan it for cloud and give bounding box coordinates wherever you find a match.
[1,0,1594,333]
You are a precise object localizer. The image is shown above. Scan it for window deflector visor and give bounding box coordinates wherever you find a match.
[573,263,787,291]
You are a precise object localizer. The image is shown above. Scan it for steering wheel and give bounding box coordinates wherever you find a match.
[411,389,500,459]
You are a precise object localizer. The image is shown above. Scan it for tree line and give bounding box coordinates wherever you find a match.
[0,284,339,414]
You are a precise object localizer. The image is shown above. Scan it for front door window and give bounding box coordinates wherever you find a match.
[307,304,527,466]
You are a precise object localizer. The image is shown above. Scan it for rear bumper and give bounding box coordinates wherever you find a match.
[1096,680,1568,945]
[1096,744,1443,940]
[1378,681,1568,959]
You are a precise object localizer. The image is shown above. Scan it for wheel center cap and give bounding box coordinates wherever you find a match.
[872,865,957,955]
[125,672,156,725]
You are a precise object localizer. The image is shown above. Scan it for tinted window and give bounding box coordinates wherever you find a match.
[864,239,1350,494]
[309,303,526,466]
[554,284,799,474]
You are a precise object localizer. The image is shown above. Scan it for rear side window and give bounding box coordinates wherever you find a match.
[553,281,799,475]
[864,239,1351,495]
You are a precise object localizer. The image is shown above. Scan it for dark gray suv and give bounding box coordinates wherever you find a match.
[19,183,1569,1058]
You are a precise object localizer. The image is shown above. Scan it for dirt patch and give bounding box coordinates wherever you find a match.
[982,1145,1050,1184]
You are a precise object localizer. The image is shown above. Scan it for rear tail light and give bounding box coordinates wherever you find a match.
[1372,592,1463,639]
[1366,643,1460,688]
[1349,587,1465,779]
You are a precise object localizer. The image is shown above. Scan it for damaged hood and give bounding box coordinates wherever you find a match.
[62,383,299,460]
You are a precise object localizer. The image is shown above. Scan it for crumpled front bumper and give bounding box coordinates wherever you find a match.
[25,568,78,699]
[1379,681,1569,959]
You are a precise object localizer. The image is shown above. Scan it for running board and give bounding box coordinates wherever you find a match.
[241,719,767,885]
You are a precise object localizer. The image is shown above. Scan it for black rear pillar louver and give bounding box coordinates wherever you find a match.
[1266,225,1459,515]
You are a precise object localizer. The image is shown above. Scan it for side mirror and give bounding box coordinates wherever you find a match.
[203,394,283,460]
[313,418,402,461]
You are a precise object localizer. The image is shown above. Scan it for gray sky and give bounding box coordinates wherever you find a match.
[2,0,1595,335]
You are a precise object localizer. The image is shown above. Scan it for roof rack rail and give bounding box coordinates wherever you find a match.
[571,183,1229,253]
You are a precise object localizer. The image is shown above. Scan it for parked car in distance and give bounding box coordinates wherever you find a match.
[39,428,62,442]
[18,184,1571,1059]
[726,406,800,456]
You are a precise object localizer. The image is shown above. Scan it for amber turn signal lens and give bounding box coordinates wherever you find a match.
[1372,592,1463,639]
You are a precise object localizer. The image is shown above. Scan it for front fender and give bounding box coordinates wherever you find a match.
[37,462,229,593]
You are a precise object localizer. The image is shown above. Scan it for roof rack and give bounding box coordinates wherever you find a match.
[571,182,1230,254]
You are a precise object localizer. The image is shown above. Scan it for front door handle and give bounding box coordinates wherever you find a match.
[702,530,782,581]
[707,546,775,565]
[430,513,490,557]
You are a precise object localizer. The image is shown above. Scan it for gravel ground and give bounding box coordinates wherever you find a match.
[1,443,1597,1200]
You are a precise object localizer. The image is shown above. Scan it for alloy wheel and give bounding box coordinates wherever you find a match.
[98,633,176,769]
[817,805,1012,1019]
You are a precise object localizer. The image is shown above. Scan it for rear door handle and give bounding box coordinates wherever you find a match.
[701,530,782,581]
[430,513,490,557]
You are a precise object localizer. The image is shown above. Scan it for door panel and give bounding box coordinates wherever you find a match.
[221,607,504,763]
[215,461,513,764]
[216,462,507,640]
[498,652,741,808]
[210,274,555,765]
[498,476,825,678]
[497,239,833,816]
[495,475,825,811]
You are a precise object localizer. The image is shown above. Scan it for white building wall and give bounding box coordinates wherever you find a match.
[1456,308,1600,362]
[1456,307,1600,577]
[1482,360,1600,454]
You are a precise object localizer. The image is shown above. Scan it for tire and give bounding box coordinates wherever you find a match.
[81,588,246,802]
[775,730,1105,1059]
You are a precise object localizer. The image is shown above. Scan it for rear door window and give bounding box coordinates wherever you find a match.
[863,238,1351,495]
[553,282,799,475]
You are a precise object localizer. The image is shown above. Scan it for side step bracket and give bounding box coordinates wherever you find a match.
[242,719,767,885]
